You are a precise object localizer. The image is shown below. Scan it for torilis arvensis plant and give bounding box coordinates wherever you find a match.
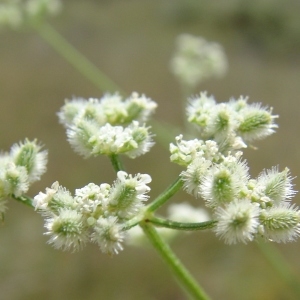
[1,3,299,298]
[1,91,299,254]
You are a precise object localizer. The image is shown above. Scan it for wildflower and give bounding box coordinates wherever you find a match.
[170,34,228,88]
[186,93,278,150]
[66,118,99,158]
[33,181,59,211]
[91,122,154,159]
[259,204,300,243]
[214,199,260,244]
[187,92,217,137]
[2,162,29,197]
[124,92,158,123]
[59,92,157,128]
[170,135,220,166]
[181,156,211,197]
[237,103,278,142]
[74,183,110,217]
[34,182,76,215]
[45,209,88,251]
[10,139,48,183]
[92,216,125,255]
[255,167,295,205]
[200,156,249,207]
[107,171,151,219]
[57,97,96,127]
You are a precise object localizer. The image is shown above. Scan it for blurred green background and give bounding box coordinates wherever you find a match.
[1,1,300,299]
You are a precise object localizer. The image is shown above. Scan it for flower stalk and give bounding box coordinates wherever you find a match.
[146,216,217,231]
[140,221,211,300]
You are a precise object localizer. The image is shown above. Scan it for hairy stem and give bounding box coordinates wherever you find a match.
[147,216,217,231]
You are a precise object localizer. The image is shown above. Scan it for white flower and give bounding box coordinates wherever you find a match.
[59,92,157,129]
[170,34,228,88]
[170,135,220,166]
[91,122,154,158]
[108,171,151,219]
[75,183,110,215]
[10,139,48,183]
[259,204,300,243]
[186,93,278,150]
[181,156,211,197]
[200,158,248,207]
[125,122,154,158]
[45,209,88,252]
[91,216,125,255]
[237,103,278,142]
[2,162,29,197]
[214,199,260,244]
[58,97,91,127]
[187,92,216,136]
[255,167,295,205]
[34,182,76,215]
[124,92,157,123]
[33,181,59,211]
[66,118,99,158]
[99,93,128,125]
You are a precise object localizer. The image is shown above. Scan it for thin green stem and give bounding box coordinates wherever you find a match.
[147,216,217,231]
[33,22,125,94]
[256,240,300,298]
[146,176,183,213]
[140,221,211,300]
[12,195,34,208]
[109,154,125,172]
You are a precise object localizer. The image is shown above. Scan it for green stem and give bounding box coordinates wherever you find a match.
[33,22,125,94]
[147,216,217,231]
[146,176,183,213]
[12,195,34,208]
[109,154,125,172]
[140,221,211,300]
[256,240,300,298]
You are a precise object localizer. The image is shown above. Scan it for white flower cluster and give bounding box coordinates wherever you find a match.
[170,34,228,88]
[172,129,300,245]
[0,139,48,217]
[187,92,278,152]
[33,171,152,254]
[58,92,157,159]
[0,0,61,29]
